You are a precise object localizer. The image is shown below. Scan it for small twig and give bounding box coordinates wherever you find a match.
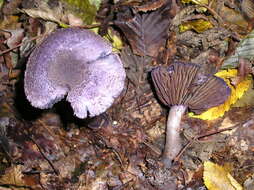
[78,22,114,29]
[37,119,59,139]
[135,91,142,114]
[143,141,161,155]
[78,23,102,29]
[133,101,151,111]
[0,44,22,56]
[196,123,241,139]
[92,133,124,166]
[111,148,123,166]
[29,135,59,175]
[197,3,224,25]
[0,34,45,56]
[174,122,243,162]
[119,77,130,104]
[38,173,47,190]
[180,168,187,187]
[0,184,34,190]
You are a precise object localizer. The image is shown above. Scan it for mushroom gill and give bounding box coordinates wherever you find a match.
[151,62,231,167]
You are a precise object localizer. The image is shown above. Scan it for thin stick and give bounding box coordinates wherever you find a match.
[78,22,114,29]
[196,3,224,25]
[29,135,59,175]
[0,35,44,56]
[174,122,245,162]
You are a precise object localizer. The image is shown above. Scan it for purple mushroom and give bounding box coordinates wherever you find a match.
[24,28,126,119]
[151,62,231,167]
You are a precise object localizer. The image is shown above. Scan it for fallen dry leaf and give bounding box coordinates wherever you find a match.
[203,161,243,190]
[115,2,171,57]
[0,165,27,189]
[134,0,167,12]
[179,19,213,33]
[189,69,252,120]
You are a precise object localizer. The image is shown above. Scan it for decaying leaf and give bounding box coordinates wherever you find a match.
[181,0,208,12]
[21,1,68,27]
[120,47,151,91]
[21,8,61,25]
[2,0,254,189]
[233,83,254,107]
[0,15,20,29]
[2,0,21,15]
[189,69,252,120]
[223,29,254,68]
[179,19,213,33]
[134,0,167,12]
[115,3,171,57]
[0,165,27,189]
[214,3,248,30]
[203,161,243,190]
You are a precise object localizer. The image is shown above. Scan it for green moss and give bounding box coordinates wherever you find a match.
[61,0,99,24]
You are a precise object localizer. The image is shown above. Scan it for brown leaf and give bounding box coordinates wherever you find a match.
[2,0,22,15]
[0,165,27,189]
[230,57,252,86]
[115,2,171,57]
[121,47,151,90]
[134,0,167,12]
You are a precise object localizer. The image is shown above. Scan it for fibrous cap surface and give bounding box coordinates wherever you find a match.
[25,28,126,118]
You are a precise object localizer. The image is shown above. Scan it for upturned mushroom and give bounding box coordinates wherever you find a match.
[151,62,231,167]
[24,28,126,119]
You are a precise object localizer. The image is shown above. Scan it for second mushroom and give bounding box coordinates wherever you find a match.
[151,62,231,167]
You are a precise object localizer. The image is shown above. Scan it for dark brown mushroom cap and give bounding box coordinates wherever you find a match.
[24,28,126,119]
[151,62,231,114]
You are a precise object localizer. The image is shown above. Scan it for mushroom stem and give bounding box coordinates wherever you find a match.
[162,105,187,167]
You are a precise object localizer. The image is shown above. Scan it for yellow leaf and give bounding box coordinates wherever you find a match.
[189,69,252,120]
[0,15,19,29]
[203,161,243,190]
[106,30,123,51]
[179,19,213,33]
[181,0,208,5]
[91,27,123,51]
[0,165,27,189]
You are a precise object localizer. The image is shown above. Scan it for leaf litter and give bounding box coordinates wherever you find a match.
[1,0,254,189]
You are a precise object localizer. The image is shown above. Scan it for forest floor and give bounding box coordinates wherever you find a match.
[1,0,254,189]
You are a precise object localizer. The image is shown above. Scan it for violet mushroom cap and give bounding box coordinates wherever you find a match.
[24,28,126,119]
[151,62,231,167]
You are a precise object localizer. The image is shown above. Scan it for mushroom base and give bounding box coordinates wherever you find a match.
[161,105,187,168]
